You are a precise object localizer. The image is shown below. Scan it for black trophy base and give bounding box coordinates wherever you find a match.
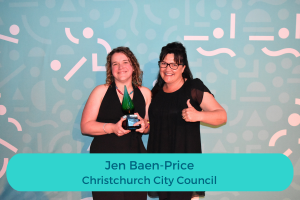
[122,114,141,130]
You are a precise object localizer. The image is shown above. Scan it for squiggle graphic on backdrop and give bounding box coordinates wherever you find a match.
[262,47,300,57]
[0,102,20,178]
[197,47,236,57]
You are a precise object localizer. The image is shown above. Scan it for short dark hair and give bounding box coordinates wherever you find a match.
[152,42,193,95]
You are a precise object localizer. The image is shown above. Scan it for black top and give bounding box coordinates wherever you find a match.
[89,82,147,200]
[90,82,146,154]
[147,78,211,200]
[147,78,211,153]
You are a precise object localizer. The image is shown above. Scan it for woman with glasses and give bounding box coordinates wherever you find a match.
[147,42,227,200]
[81,47,151,200]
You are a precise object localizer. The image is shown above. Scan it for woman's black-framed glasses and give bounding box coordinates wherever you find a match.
[158,61,183,70]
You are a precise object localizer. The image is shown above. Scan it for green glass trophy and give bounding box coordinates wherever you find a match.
[121,85,141,130]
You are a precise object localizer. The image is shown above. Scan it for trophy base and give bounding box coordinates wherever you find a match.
[122,114,141,130]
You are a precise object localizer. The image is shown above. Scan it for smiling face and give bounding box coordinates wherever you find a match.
[111,52,134,83]
[160,53,185,85]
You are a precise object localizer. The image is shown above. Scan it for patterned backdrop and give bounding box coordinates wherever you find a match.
[0,0,300,199]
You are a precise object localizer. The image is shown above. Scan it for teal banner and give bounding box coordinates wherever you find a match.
[7,153,293,191]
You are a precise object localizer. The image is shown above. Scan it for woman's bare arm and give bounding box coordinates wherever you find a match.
[80,84,130,136]
[139,86,152,133]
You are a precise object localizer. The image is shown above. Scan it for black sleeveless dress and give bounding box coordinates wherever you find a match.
[147,78,211,200]
[90,82,147,200]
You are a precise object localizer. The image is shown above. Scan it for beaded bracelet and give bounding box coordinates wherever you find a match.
[145,121,150,129]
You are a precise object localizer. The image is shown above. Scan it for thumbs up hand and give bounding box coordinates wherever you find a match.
[182,99,200,122]
[186,99,193,108]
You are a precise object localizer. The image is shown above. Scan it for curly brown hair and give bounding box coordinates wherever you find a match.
[105,47,142,87]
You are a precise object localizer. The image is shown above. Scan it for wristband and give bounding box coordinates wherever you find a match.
[103,123,110,134]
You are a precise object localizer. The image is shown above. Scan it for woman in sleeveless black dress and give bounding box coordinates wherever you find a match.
[81,47,151,200]
[147,42,227,200]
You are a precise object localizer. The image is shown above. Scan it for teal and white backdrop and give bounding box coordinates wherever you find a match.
[0,0,300,199]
